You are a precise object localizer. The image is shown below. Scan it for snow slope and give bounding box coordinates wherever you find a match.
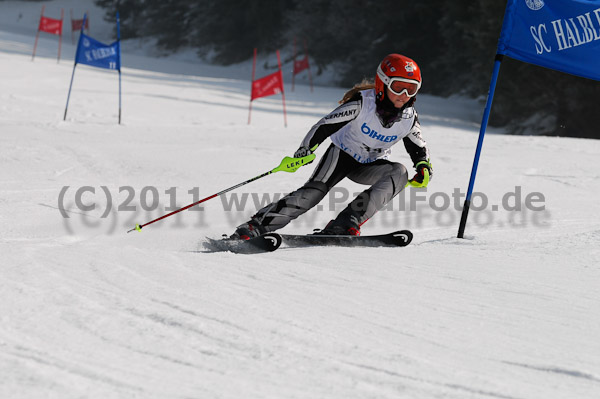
[1,1,600,398]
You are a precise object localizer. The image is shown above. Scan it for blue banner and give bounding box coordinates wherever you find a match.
[75,33,120,71]
[498,0,600,81]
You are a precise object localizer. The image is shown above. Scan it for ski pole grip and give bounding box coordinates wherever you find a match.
[274,153,317,173]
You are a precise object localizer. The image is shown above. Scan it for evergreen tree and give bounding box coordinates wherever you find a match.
[142,0,198,50]
[94,0,147,39]
[192,0,293,64]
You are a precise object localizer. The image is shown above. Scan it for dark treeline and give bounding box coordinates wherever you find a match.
[95,0,599,139]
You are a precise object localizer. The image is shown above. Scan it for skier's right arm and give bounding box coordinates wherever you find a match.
[294,93,362,156]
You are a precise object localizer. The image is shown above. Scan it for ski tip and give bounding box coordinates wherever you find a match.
[239,232,282,253]
[260,232,283,251]
[392,230,413,246]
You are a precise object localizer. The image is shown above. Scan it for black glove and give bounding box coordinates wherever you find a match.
[293,146,313,158]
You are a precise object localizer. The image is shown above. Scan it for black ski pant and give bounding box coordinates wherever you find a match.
[251,144,408,232]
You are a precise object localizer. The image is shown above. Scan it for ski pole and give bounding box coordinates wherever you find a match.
[127,153,316,233]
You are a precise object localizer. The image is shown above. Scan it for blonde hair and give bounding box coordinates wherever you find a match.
[339,78,375,104]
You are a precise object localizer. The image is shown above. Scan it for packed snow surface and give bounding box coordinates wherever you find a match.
[1,1,599,398]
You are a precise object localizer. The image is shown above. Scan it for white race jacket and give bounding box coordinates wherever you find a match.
[300,89,427,164]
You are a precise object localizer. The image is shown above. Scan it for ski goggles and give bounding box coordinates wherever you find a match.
[377,66,421,97]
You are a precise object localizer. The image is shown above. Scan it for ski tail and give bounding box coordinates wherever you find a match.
[203,233,282,254]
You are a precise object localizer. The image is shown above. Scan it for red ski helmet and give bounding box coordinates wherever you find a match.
[375,54,422,101]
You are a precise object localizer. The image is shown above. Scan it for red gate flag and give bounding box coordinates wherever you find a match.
[248,48,287,127]
[39,16,63,35]
[291,38,313,92]
[32,6,63,63]
[71,10,90,44]
[71,17,89,32]
[293,57,310,75]
[251,70,284,100]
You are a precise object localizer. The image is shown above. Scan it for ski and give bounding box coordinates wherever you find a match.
[279,230,413,248]
[203,232,282,254]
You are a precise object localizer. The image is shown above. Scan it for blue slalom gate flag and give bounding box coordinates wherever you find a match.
[75,33,120,71]
[64,12,122,124]
[457,0,600,239]
[498,0,600,81]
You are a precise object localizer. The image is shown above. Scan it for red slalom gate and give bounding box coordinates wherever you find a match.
[70,9,90,44]
[32,5,64,63]
[248,48,287,127]
[291,38,313,92]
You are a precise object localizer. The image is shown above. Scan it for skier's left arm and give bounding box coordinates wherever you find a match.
[403,114,433,185]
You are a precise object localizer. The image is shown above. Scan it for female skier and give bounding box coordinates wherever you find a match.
[232,53,432,239]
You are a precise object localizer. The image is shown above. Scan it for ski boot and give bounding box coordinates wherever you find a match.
[314,210,361,236]
[231,219,267,240]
